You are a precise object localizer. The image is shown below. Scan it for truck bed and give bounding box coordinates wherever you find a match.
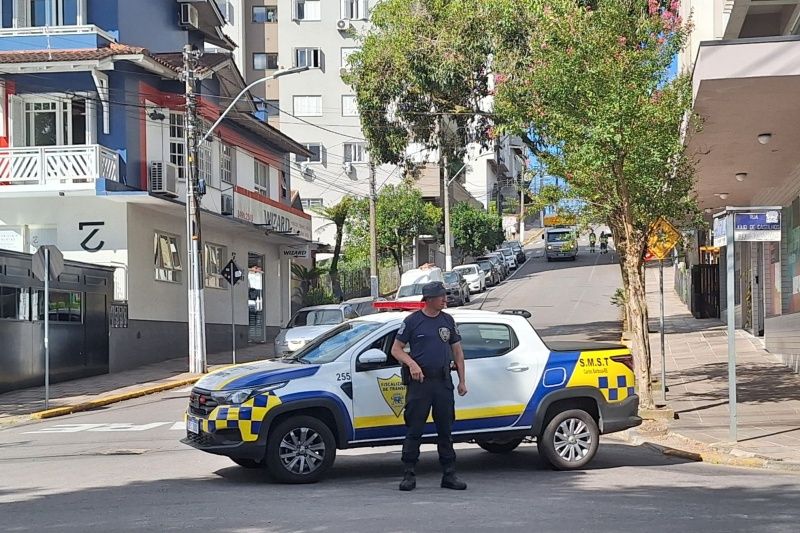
[544,340,628,352]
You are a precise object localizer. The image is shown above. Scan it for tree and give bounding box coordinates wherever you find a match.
[450,202,504,261]
[315,197,354,302]
[489,0,698,407]
[291,264,328,304]
[347,184,442,277]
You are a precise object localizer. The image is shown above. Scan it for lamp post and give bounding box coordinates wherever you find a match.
[184,60,309,374]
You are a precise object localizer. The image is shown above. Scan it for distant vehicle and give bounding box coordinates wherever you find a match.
[443,270,470,306]
[453,264,486,293]
[544,227,579,261]
[497,247,518,270]
[476,258,501,287]
[343,296,382,318]
[479,253,509,279]
[396,264,444,301]
[503,240,526,264]
[274,303,360,355]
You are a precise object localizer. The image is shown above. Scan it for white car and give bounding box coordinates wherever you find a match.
[453,264,486,293]
[497,247,518,270]
[184,308,642,483]
[273,304,360,355]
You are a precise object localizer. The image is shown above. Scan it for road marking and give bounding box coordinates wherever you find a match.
[175,386,194,393]
[170,422,186,431]
[25,422,178,434]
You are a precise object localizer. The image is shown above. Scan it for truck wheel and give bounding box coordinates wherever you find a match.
[537,409,598,470]
[265,415,336,484]
[476,438,523,454]
[231,457,263,469]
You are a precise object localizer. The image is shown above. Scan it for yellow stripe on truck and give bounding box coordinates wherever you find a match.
[354,404,526,429]
[567,349,636,403]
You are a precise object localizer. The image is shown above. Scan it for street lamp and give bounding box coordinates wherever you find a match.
[184,62,309,374]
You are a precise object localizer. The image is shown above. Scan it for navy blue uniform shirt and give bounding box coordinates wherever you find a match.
[396,310,461,369]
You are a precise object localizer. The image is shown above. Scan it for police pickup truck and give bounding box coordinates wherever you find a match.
[182,308,641,483]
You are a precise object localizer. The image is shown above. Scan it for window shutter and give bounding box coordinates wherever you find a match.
[8,95,24,147]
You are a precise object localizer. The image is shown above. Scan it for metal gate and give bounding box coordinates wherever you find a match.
[691,264,720,319]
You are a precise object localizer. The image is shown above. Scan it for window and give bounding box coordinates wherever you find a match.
[154,232,182,283]
[254,160,270,197]
[169,112,186,181]
[198,131,214,187]
[253,52,278,70]
[35,290,82,323]
[301,198,324,209]
[291,309,344,327]
[293,96,322,117]
[0,286,29,320]
[216,1,234,24]
[341,0,367,20]
[292,322,383,364]
[220,142,233,184]
[264,99,280,119]
[280,170,288,199]
[343,306,358,320]
[344,142,366,163]
[205,243,227,289]
[294,0,320,21]
[458,323,518,359]
[295,48,322,69]
[340,47,359,69]
[28,0,81,27]
[357,329,401,371]
[22,98,85,147]
[342,95,359,117]
[296,143,322,163]
[253,5,277,23]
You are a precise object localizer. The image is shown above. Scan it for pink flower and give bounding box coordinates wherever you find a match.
[670,0,680,13]
[618,36,627,46]
[648,0,659,16]
[494,73,508,85]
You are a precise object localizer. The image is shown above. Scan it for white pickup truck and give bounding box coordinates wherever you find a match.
[183,308,641,483]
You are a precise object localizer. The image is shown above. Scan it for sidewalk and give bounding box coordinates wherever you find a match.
[640,265,800,465]
[0,343,275,426]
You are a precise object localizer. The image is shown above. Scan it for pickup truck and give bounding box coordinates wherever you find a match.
[182,309,641,483]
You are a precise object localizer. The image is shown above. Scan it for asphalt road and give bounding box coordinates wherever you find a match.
[2,236,800,532]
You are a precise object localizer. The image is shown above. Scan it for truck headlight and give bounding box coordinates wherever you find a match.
[211,381,288,406]
[546,245,553,250]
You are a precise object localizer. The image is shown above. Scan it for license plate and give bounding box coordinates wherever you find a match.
[187,417,199,434]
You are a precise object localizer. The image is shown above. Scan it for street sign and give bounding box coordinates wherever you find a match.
[647,217,681,260]
[32,245,64,281]
[221,259,243,286]
[734,211,781,242]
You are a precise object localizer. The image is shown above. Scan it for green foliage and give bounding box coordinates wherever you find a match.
[303,287,336,306]
[450,202,504,260]
[315,197,355,300]
[346,184,442,273]
[611,287,628,308]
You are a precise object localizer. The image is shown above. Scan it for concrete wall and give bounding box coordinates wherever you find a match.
[117,0,186,52]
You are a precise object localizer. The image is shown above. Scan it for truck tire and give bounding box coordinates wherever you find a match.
[537,409,599,470]
[476,438,523,454]
[265,415,336,484]
[231,457,263,469]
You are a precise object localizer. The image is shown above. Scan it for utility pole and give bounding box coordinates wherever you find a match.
[519,174,526,244]
[443,150,452,271]
[368,159,379,298]
[183,44,207,374]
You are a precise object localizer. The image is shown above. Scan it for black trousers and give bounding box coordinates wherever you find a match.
[401,370,456,467]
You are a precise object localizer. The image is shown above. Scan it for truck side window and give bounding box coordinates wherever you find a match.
[458,323,518,360]
[358,329,401,370]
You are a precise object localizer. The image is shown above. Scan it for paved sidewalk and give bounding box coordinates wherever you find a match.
[0,343,275,425]
[645,265,800,464]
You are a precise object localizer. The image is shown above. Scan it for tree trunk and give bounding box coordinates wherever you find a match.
[330,225,344,302]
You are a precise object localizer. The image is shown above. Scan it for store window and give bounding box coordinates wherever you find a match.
[0,286,29,320]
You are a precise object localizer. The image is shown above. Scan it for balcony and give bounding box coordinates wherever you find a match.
[0,25,117,52]
[0,145,119,193]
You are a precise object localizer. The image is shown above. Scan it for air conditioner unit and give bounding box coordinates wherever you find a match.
[149,162,178,197]
[336,19,353,31]
[343,161,354,175]
[300,162,315,180]
[339,67,349,78]
[221,194,234,216]
[179,4,200,29]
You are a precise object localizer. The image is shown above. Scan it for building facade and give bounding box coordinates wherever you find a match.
[0,0,312,383]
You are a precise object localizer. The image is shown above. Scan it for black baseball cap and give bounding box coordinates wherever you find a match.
[421,281,446,300]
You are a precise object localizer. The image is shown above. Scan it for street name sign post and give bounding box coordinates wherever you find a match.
[647,217,682,402]
[32,245,64,409]
[221,255,244,364]
[713,207,781,442]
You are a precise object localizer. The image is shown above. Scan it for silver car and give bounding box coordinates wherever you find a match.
[274,303,360,356]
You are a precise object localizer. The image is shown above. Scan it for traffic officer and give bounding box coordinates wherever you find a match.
[391,281,468,491]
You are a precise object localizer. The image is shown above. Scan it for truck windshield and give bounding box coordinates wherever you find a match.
[295,321,384,364]
[397,283,426,298]
[547,232,572,243]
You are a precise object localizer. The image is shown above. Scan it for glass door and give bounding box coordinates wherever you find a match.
[248,253,266,343]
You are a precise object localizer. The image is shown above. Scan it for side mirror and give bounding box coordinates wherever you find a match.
[357,348,388,371]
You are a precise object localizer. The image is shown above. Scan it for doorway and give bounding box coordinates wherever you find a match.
[248,253,265,343]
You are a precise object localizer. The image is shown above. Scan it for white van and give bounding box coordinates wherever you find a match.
[396,265,444,301]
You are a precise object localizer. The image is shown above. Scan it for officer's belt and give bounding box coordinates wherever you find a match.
[417,366,451,380]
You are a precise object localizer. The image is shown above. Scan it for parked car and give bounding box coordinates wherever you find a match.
[453,264,486,293]
[344,296,382,318]
[497,247,518,271]
[443,271,470,306]
[274,304,360,355]
[476,258,501,287]
[478,254,508,280]
[504,240,526,264]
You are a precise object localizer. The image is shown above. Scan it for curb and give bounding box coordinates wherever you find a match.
[28,376,201,420]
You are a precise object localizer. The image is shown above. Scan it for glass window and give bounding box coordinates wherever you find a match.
[458,323,518,359]
[204,243,227,289]
[294,321,383,364]
[341,0,367,20]
[264,99,280,119]
[340,47,359,69]
[0,286,29,320]
[293,96,322,117]
[292,309,344,327]
[295,48,322,68]
[344,142,366,163]
[154,232,182,283]
[546,232,574,243]
[280,170,288,199]
[198,132,214,188]
[35,290,82,323]
[343,306,358,320]
[168,112,186,181]
[253,52,278,70]
[301,198,324,209]
[253,5,277,23]
[294,0,321,21]
[296,143,322,163]
[254,160,270,197]
[342,95,359,117]
[220,142,233,184]
[358,329,400,370]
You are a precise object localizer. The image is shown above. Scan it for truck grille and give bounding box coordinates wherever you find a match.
[185,430,214,447]
[189,389,218,416]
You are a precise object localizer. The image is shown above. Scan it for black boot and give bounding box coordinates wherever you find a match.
[399,465,416,491]
[441,466,467,490]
